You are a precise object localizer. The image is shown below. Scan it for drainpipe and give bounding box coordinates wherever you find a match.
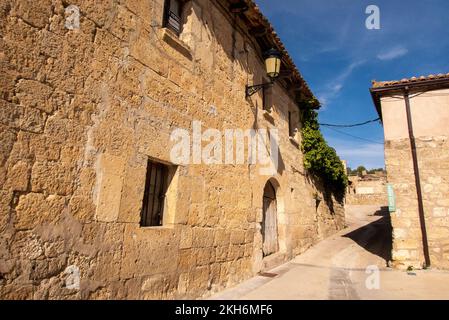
[403,86,431,268]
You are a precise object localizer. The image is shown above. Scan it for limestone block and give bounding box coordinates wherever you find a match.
[203,205,220,227]
[117,164,146,223]
[395,239,420,249]
[191,187,205,204]
[433,207,448,217]
[179,227,193,249]
[428,176,442,184]
[11,0,52,29]
[0,126,16,165]
[0,67,18,102]
[428,227,449,240]
[214,229,230,247]
[29,134,61,161]
[43,238,65,258]
[30,256,67,281]
[31,161,75,195]
[0,190,12,232]
[192,228,214,248]
[178,248,196,272]
[15,79,54,113]
[190,265,209,290]
[432,247,441,253]
[129,29,169,78]
[431,217,449,228]
[0,284,34,300]
[209,263,221,289]
[13,231,44,260]
[392,249,411,261]
[436,198,449,207]
[141,273,178,296]
[228,245,245,261]
[393,228,408,240]
[0,100,23,129]
[77,168,96,197]
[90,248,123,283]
[196,248,214,266]
[120,224,179,279]
[15,193,65,229]
[187,203,202,226]
[20,107,47,133]
[5,160,29,191]
[423,184,434,193]
[106,4,138,41]
[215,247,228,263]
[95,153,125,223]
[230,230,245,245]
[177,272,190,295]
[69,195,95,223]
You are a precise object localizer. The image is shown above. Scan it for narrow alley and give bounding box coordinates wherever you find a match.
[210,205,449,300]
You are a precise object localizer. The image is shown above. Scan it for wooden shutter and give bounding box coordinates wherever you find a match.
[262,182,278,256]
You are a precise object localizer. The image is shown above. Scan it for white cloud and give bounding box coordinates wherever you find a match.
[377,46,409,61]
[317,60,365,108]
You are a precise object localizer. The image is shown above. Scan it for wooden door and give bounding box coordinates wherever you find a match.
[262,182,278,256]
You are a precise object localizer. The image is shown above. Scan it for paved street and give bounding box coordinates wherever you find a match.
[210,205,449,300]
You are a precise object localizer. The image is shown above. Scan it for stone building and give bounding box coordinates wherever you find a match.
[0,0,345,299]
[371,74,449,270]
[346,172,387,206]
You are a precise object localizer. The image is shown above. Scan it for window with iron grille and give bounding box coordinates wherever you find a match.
[163,0,183,35]
[140,160,169,227]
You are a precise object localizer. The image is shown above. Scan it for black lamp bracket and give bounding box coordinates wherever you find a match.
[245,80,274,98]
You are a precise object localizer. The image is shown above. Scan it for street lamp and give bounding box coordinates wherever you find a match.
[246,48,282,98]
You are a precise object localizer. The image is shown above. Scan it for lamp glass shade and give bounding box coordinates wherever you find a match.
[265,50,281,79]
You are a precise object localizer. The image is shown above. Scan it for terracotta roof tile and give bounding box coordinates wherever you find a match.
[372,73,449,88]
[240,0,315,99]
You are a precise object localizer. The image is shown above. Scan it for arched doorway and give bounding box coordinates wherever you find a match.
[262,181,279,257]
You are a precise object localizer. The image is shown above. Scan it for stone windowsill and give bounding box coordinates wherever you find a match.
[160,28,192,60]
[139,224,175,230]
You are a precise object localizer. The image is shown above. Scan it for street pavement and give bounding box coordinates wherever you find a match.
[209,205,449,300]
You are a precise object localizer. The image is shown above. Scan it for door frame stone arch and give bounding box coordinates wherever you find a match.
[253,178,287,272]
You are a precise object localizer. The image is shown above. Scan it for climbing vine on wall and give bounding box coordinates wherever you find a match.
[300,104,348,196]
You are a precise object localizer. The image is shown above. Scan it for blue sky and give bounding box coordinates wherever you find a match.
[256,0,449,169]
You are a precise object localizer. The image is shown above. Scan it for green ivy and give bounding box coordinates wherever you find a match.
[301,107,348,195]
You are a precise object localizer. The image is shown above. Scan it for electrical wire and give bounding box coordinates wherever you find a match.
[319,117,380,128]
[319,90,449,143]
[322,126,384,145]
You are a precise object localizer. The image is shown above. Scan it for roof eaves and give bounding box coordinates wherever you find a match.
[238,0,317,107]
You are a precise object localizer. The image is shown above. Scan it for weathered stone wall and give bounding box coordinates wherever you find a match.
[385,137,449,270]
[346,177,388,206]
[380,87,449,270]
[0,0,345,299]
[346,194,387,206]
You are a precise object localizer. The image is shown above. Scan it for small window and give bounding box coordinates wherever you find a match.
[141,160,169,227]
[263,84,273,112]
[163,0,184,35]
[288,111,296,137]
